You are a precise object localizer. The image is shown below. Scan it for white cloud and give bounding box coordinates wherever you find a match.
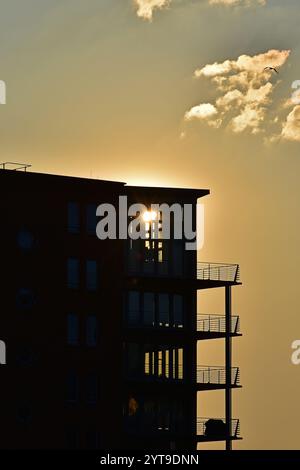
[209,0,266,6]
[134,0,170,20]
[281,105,300,142]
[185,49,291,136]
[230,105,265,134]
[184,103,222,128]
[184,103,218,120]
[134,0,266,20]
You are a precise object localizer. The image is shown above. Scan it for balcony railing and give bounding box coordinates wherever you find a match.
[197,314,240,334]
[197,418,240,439]
[197,263,240,283]
[197,366,240,386]
[125,310,183,329]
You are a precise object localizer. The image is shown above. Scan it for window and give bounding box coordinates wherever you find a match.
[172,348,183,380]
[68,202,80,234]
[172,240,183,276]
[127,343,140,378]
[67,258,79,289]
[87,204,97,235]
[67,313,79,345]
[158,294,169,327]
[86,373,98,405]
[86,315,97,347]
[173,295,183,328]
[86,260,97,291]
[17,229,35,252]
[66,370,78,403]
[16,288,35,311]
[86,431,100,449]
[128,291,140,326]
[126,292,184,329]
[143,292,155,327]
[16,347,33,366]
[66,428,79,449]
[17,405,32,425]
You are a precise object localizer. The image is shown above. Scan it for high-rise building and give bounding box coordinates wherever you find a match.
[0,165,241,450]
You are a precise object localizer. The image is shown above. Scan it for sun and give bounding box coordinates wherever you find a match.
[142,211,157,222]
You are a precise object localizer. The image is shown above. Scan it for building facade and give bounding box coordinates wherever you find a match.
[0,166,241,450]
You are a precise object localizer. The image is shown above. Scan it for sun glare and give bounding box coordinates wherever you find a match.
[143,211,157,222]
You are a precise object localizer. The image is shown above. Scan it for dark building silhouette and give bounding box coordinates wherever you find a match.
[0,165,242,450]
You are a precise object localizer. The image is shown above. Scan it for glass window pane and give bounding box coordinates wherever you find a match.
[86,373,98,405]
[143,292,155,326]
[67,258,79,289]
[67,313,79,345]
[128,291,140,325]
[158,294,169,327]
[86,315,97,347]
[87,204,97,235]
[172,240,183,276]
[68,202,80,234]
[66,370,78,403]
[86,431,100,449]
[127,343,140,378]
[173,295,183,328]
[86,260,97,291]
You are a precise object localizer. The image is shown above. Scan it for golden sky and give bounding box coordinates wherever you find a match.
[1,0,300,449]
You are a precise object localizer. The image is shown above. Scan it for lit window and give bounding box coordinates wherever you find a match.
[68,202,80,234]
[67,313,79,345]
[67,258,79,289]
[86,315,97,347]
[86,260,97,291]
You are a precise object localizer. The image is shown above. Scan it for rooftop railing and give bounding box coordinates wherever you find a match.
[197,418,240,439]
[197,262,240,283]
[0,162,32,172]
[197,314,240,334]
[197,366,240,386]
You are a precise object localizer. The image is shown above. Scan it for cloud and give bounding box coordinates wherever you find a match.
[281,105,300,142]
[134,0,170,20]
[209,0,266,5]
[134,0,266,20]
[184,103,222,128]
[184,103,218,120]
[184,49,291,136]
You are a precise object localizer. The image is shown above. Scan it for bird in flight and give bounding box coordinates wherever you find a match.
[264,66,279,74]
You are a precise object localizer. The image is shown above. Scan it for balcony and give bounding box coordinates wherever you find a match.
[197,418,241,442]
[125,310,183,330]
[197,314,241,339]
[197,262,240,288]
[125,366,240,389]
[197,366,240,390]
